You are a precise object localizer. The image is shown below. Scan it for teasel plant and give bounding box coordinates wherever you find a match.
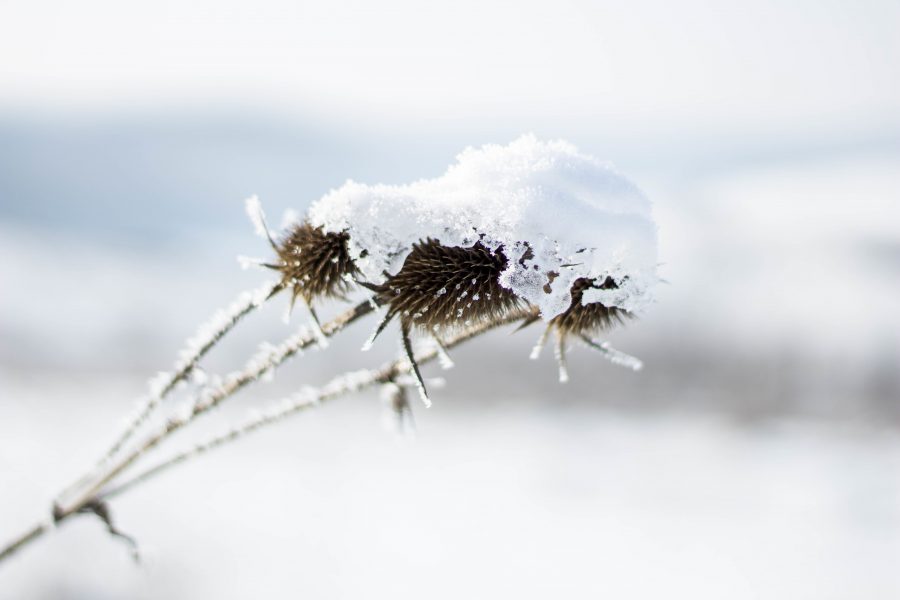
[0,198,643,568]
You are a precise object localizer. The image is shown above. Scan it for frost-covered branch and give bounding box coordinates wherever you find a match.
[1,298,375,567]
[104,307,534,500]
[56,279,284,505]
[119,280,282,446]
[578,334,644,371]
[0,304,531,567]
[54,298,376,519]
[0,524,48,565]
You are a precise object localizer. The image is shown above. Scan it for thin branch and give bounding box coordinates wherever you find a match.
[554,331,569,383]
[57,279,284,504]
[103,308,535,500]
[0,303,533,568]
[55,298,376,520]
[0,523,50,564]
[578,334,644,371]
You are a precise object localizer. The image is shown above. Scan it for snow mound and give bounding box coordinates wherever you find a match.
[308,134,657,319]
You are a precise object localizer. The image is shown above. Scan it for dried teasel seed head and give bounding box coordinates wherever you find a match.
[269,221,360,306]
[366,238,526,335]
[360,238,529,405]
[550,276,630,337]
[522,276,635,381]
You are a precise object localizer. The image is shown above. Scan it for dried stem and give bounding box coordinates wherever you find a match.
[0,523,50,565]
[57,299,376,516]
[0,295,537,568]
[0,297,376,569]
[112,280,285,452]
[103,308,533,499]
[57,280,284,504]
[578,334,644,371]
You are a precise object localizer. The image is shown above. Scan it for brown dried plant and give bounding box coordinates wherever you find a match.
[359,239,525,403]
[0,213,643,568]
[266,221,360,318]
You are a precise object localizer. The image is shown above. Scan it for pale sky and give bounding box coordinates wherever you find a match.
[1,0,899,133]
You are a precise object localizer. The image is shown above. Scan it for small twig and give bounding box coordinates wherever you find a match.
[578,334,644,371]
[78,500,139,562]
[0,523,50,564]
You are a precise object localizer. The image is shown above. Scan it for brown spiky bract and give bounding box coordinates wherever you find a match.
[372,239,525,333]
[271,221,359,305]
[551,276,629,336]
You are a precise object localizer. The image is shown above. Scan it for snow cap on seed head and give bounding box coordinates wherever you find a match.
[309,134,658,320]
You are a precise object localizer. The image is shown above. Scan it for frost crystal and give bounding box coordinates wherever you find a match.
[244,195,270,240]
[308,135,658,320]
[147,371,171,398]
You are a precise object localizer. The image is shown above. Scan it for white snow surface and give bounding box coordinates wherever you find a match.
[308,135,658,319]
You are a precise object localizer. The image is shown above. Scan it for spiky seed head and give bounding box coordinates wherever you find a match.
[270,221,359,305]
[372,239,525,333]
[550,276,630,336]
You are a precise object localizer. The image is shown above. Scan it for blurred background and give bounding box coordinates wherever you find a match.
[1,1,899,598]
